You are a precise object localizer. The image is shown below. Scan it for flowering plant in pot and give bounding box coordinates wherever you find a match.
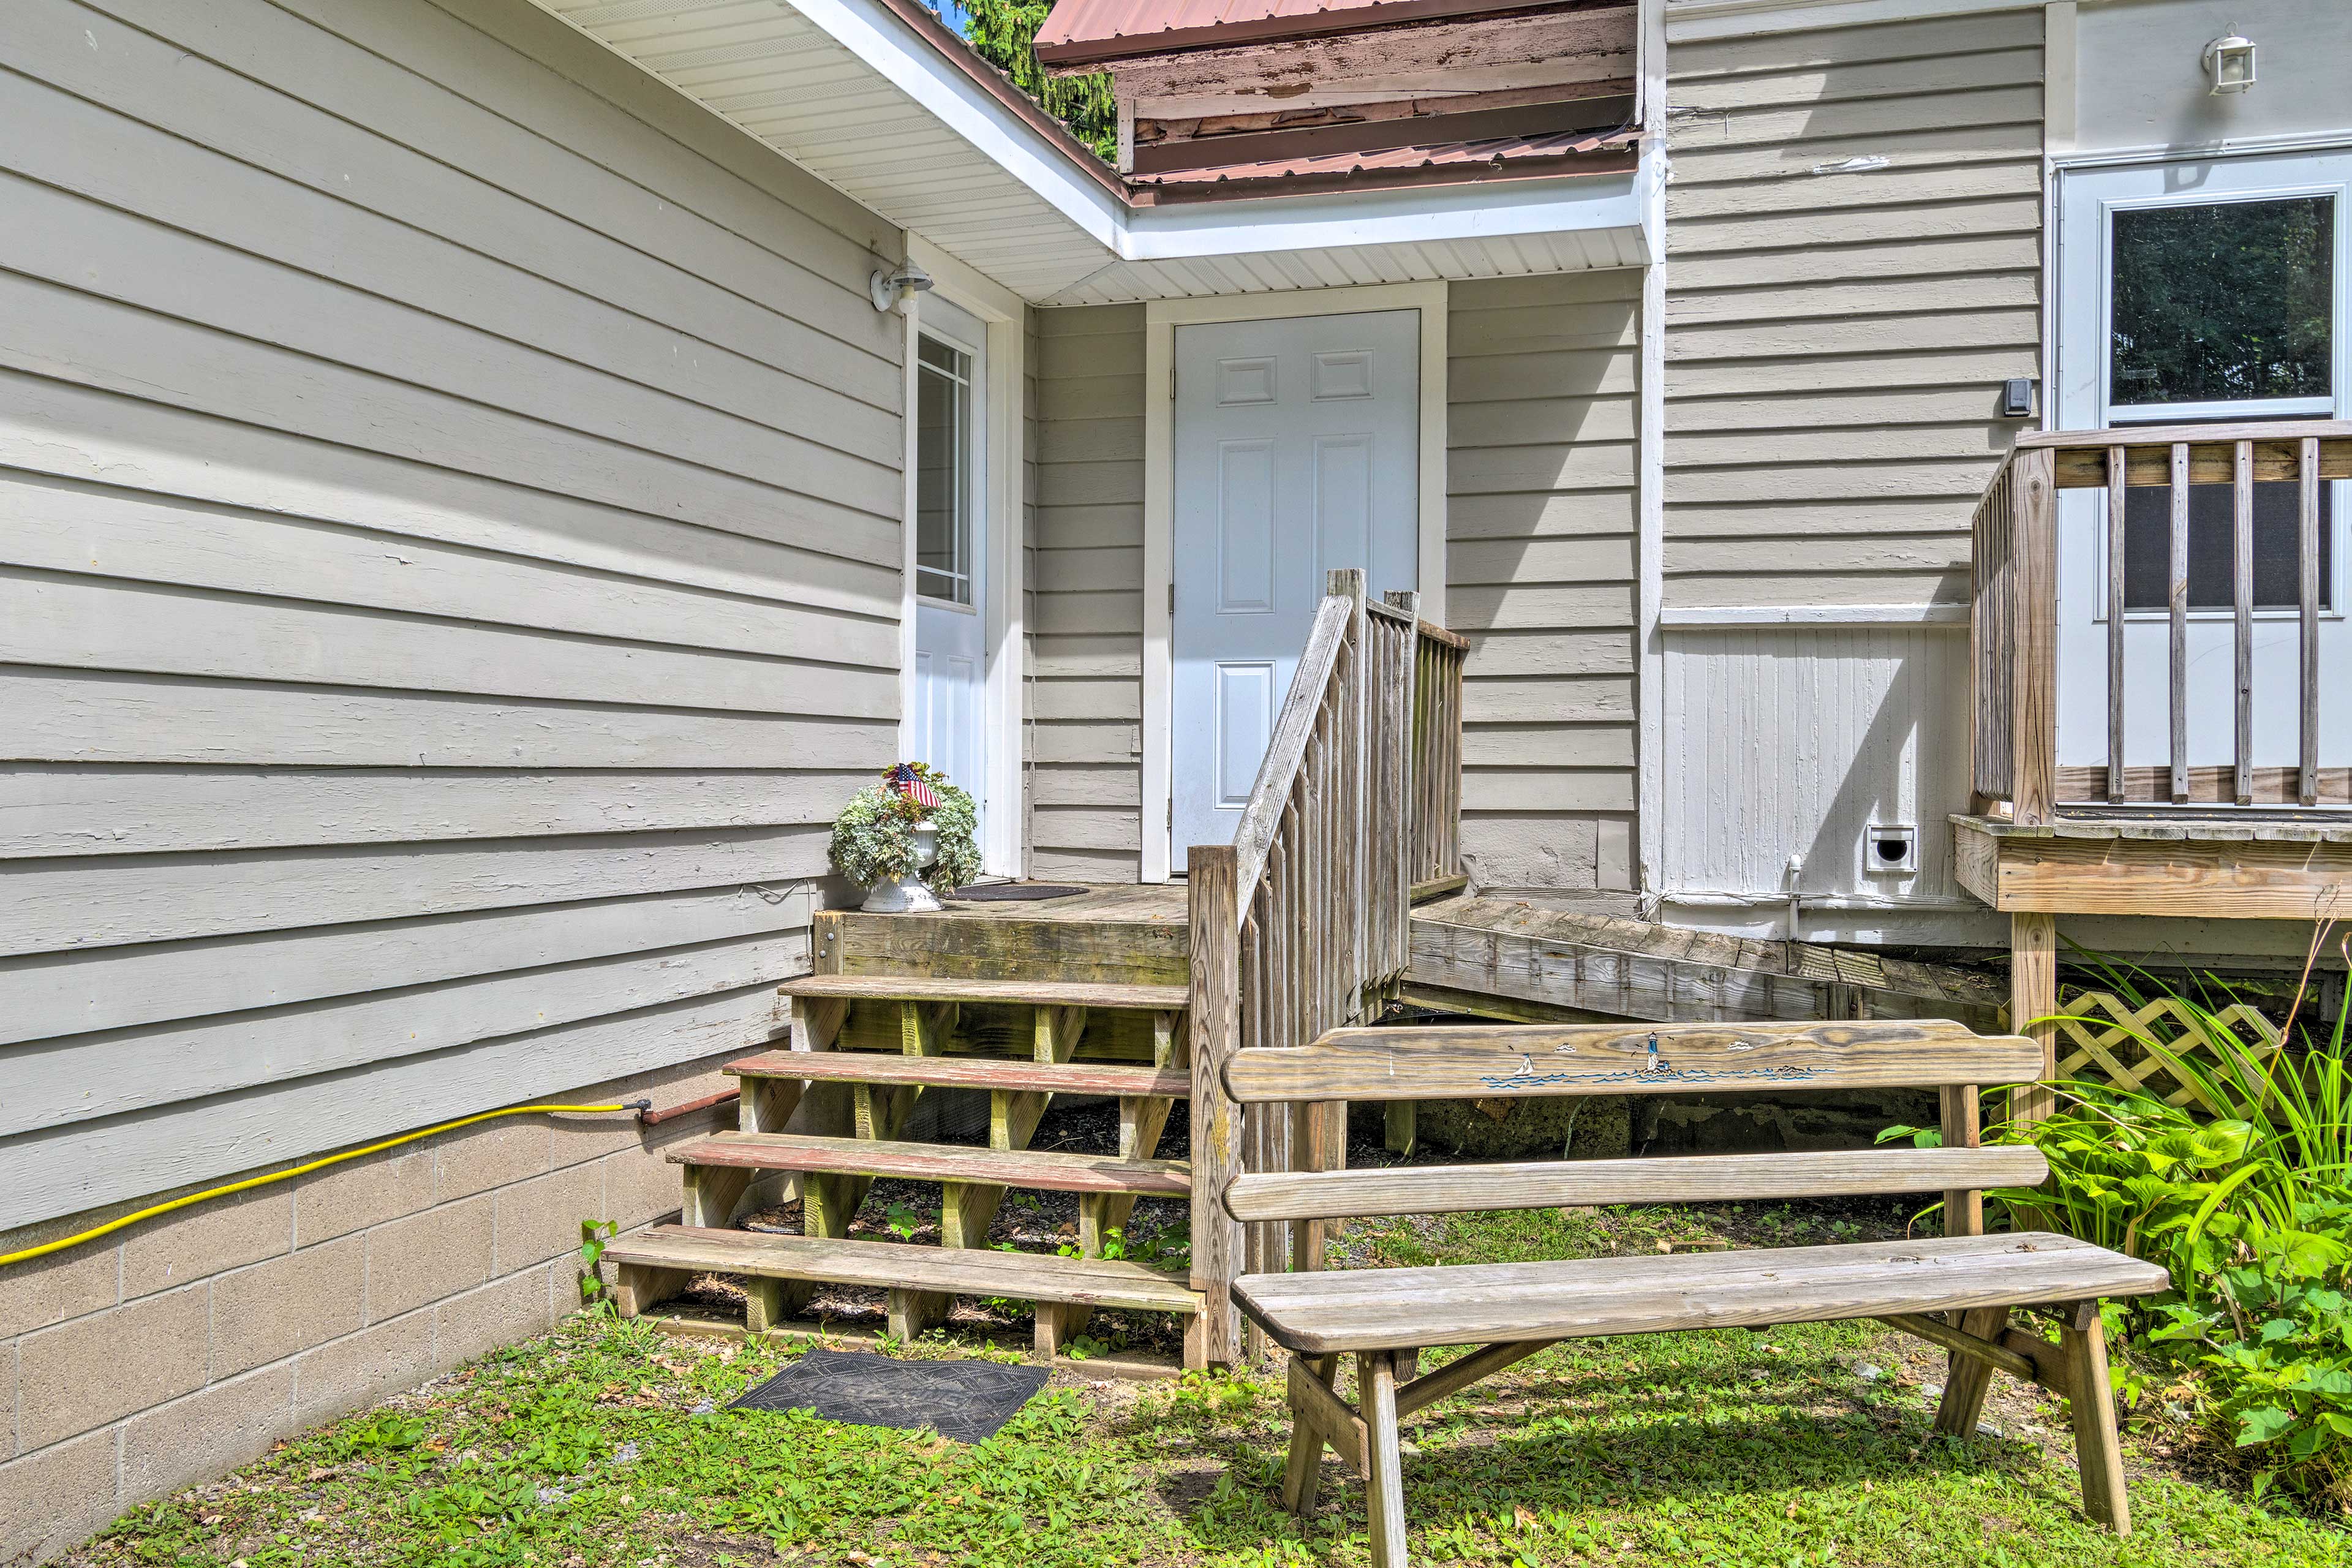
[827,762,981,912]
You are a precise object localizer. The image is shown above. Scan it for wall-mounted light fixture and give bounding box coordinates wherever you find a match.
[2203,32,2256,95]
[869,260,934,315]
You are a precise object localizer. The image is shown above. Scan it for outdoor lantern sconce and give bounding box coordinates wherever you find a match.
[2203,32,2256,94]
[870,259,934,314]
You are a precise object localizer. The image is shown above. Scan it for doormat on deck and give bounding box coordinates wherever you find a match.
[944,883,1088,903]
[729,1349,1050,1443]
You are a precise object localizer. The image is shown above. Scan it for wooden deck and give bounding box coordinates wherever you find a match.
[1953,812,2352,921]
[829,883,2006,1031]
[1405,895,2006,1030]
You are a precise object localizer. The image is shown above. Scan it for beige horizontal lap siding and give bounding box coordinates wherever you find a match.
[1029,304,1147,883]
[1449,271,1642,907]
[0,0,904,1235]
[1665,9,2044,608]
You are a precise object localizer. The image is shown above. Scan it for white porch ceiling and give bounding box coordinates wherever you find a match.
[530,0,1649,304]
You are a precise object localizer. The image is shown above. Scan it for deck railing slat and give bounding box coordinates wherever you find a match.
[2169,443,2190,805]
[2301,436,2322,808]
[2233,440,2255,807]
[2105,445,2127,804]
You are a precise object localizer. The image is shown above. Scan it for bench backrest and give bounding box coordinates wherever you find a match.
[1219,1020,2046,1226]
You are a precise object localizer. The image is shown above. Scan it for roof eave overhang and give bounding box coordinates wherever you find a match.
[526,0,1653,304]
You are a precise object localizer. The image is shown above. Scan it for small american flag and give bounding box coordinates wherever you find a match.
[888,763,938,810]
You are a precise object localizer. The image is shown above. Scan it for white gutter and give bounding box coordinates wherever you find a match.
[1121,170,1647,263]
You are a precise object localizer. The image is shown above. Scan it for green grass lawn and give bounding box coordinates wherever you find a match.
[69,1200,2352,1568]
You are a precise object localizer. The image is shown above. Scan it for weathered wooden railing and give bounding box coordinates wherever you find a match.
[1972,420,2352,820]
[1405,604,1469,899]
[1187,569,1427,1363]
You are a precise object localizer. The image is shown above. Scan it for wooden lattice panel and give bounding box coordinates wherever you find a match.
[2052,989,2282,1114]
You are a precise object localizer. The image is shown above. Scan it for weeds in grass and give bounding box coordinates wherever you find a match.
[78,1240,2352,1568]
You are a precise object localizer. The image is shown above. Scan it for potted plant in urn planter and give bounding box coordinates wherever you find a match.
[828,762,981,913]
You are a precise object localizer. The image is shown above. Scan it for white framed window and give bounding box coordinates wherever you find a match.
[2060,158,2351,625]
[915,331,977,609]
[2104,190,2337,615]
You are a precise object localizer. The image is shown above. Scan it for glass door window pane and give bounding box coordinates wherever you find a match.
[916,334,974,605]
[2110,195,2334,406]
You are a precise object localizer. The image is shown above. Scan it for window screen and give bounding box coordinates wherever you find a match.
[2120,461,2332,610]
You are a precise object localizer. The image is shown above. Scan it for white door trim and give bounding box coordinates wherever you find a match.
[1140,279,1449,883]
[904,236,1028,879]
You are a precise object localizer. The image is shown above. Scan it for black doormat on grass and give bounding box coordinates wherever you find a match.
[944,883,1089,903]
[729,1350,1049,1443]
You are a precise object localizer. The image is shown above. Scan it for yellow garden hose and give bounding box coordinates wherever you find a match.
[0,1099,652,1269]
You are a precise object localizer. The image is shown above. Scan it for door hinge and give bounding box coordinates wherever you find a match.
[1169,365,1177,401]
[1167,581,1175,617]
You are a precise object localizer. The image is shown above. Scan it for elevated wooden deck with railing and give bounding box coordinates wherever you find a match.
[1956,419,2352,1117]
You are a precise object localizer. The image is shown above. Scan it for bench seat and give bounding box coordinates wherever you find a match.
[1234,1232,2168,1356]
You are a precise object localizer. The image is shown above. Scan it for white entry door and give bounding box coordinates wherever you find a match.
[1170,309,1420,869]
[2054,152,2349,780]
[911,296,989,840]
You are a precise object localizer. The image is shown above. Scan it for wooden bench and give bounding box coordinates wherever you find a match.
[1221,1020,2171,1566]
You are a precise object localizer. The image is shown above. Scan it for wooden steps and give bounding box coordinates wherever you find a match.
[673,1131,1192,1196]
[727,1048,1188,1098]
[608,1224,1202,1318]
[779,973,1189,1010]
[621,895,1202,1365]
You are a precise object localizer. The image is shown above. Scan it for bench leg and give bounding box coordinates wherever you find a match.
[2059,1306,2130,1535]
[1358,1351,1409,1568]
[1932,1306,2010,1438]
[1281,1354,1338,1515]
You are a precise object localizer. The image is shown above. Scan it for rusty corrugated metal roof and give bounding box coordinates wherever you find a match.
[1033,0,1551,66]
[1126,123,1638,200]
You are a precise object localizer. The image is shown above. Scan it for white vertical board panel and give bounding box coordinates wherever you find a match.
[1662,625,1980,937]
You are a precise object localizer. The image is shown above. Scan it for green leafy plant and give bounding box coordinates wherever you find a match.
[578,1218,617,1306]
[827,762,981,892]
[1970,929,2352,1508]
[944,0,1115,161]
[884,1201,924,1242]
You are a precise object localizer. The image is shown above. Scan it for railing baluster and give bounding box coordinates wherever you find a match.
[2233,439,2255,807]
[2106,444,2127,804]
[2301,436,2321,808]
[2169,443,2190,804]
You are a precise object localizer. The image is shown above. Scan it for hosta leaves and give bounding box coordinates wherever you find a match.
[2236,1405,2296,1446]
[2282,1363,2352,1395]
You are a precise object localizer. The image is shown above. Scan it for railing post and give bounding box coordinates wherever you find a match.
[2010,447,2057,828]
[1186,843,1244,1366]
[2008,446,2059,1125]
